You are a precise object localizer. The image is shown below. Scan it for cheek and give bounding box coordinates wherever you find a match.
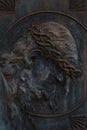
[30,57,68,96]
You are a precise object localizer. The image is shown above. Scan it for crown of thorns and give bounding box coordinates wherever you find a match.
[29,24,81,79]
[0,23,81,80]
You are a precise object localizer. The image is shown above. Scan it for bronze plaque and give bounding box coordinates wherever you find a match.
[0,11,87,130]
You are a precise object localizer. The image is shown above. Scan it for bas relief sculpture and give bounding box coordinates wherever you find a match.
[0,22,82,130]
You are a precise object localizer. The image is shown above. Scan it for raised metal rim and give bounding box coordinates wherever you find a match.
[1,10,87,118]
[0,10,87,42]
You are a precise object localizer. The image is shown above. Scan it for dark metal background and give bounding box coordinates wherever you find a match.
[0,1,87,130]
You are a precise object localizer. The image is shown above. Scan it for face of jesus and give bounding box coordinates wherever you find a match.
[27,55,67,113]
[18,22,80,115]
[0,22,80,117]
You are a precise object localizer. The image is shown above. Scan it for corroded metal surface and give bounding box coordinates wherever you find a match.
[0,11,87,130]
[0,0,16,12]
[69,0,87,11]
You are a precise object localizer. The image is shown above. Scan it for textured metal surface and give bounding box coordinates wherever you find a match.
[69,115,86,130]
[0,0,16,12]
[0,1,87,130]
[69,0,87,11]
[0,11,86,130]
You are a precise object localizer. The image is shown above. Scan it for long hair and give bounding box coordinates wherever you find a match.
[30,22,81,79]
